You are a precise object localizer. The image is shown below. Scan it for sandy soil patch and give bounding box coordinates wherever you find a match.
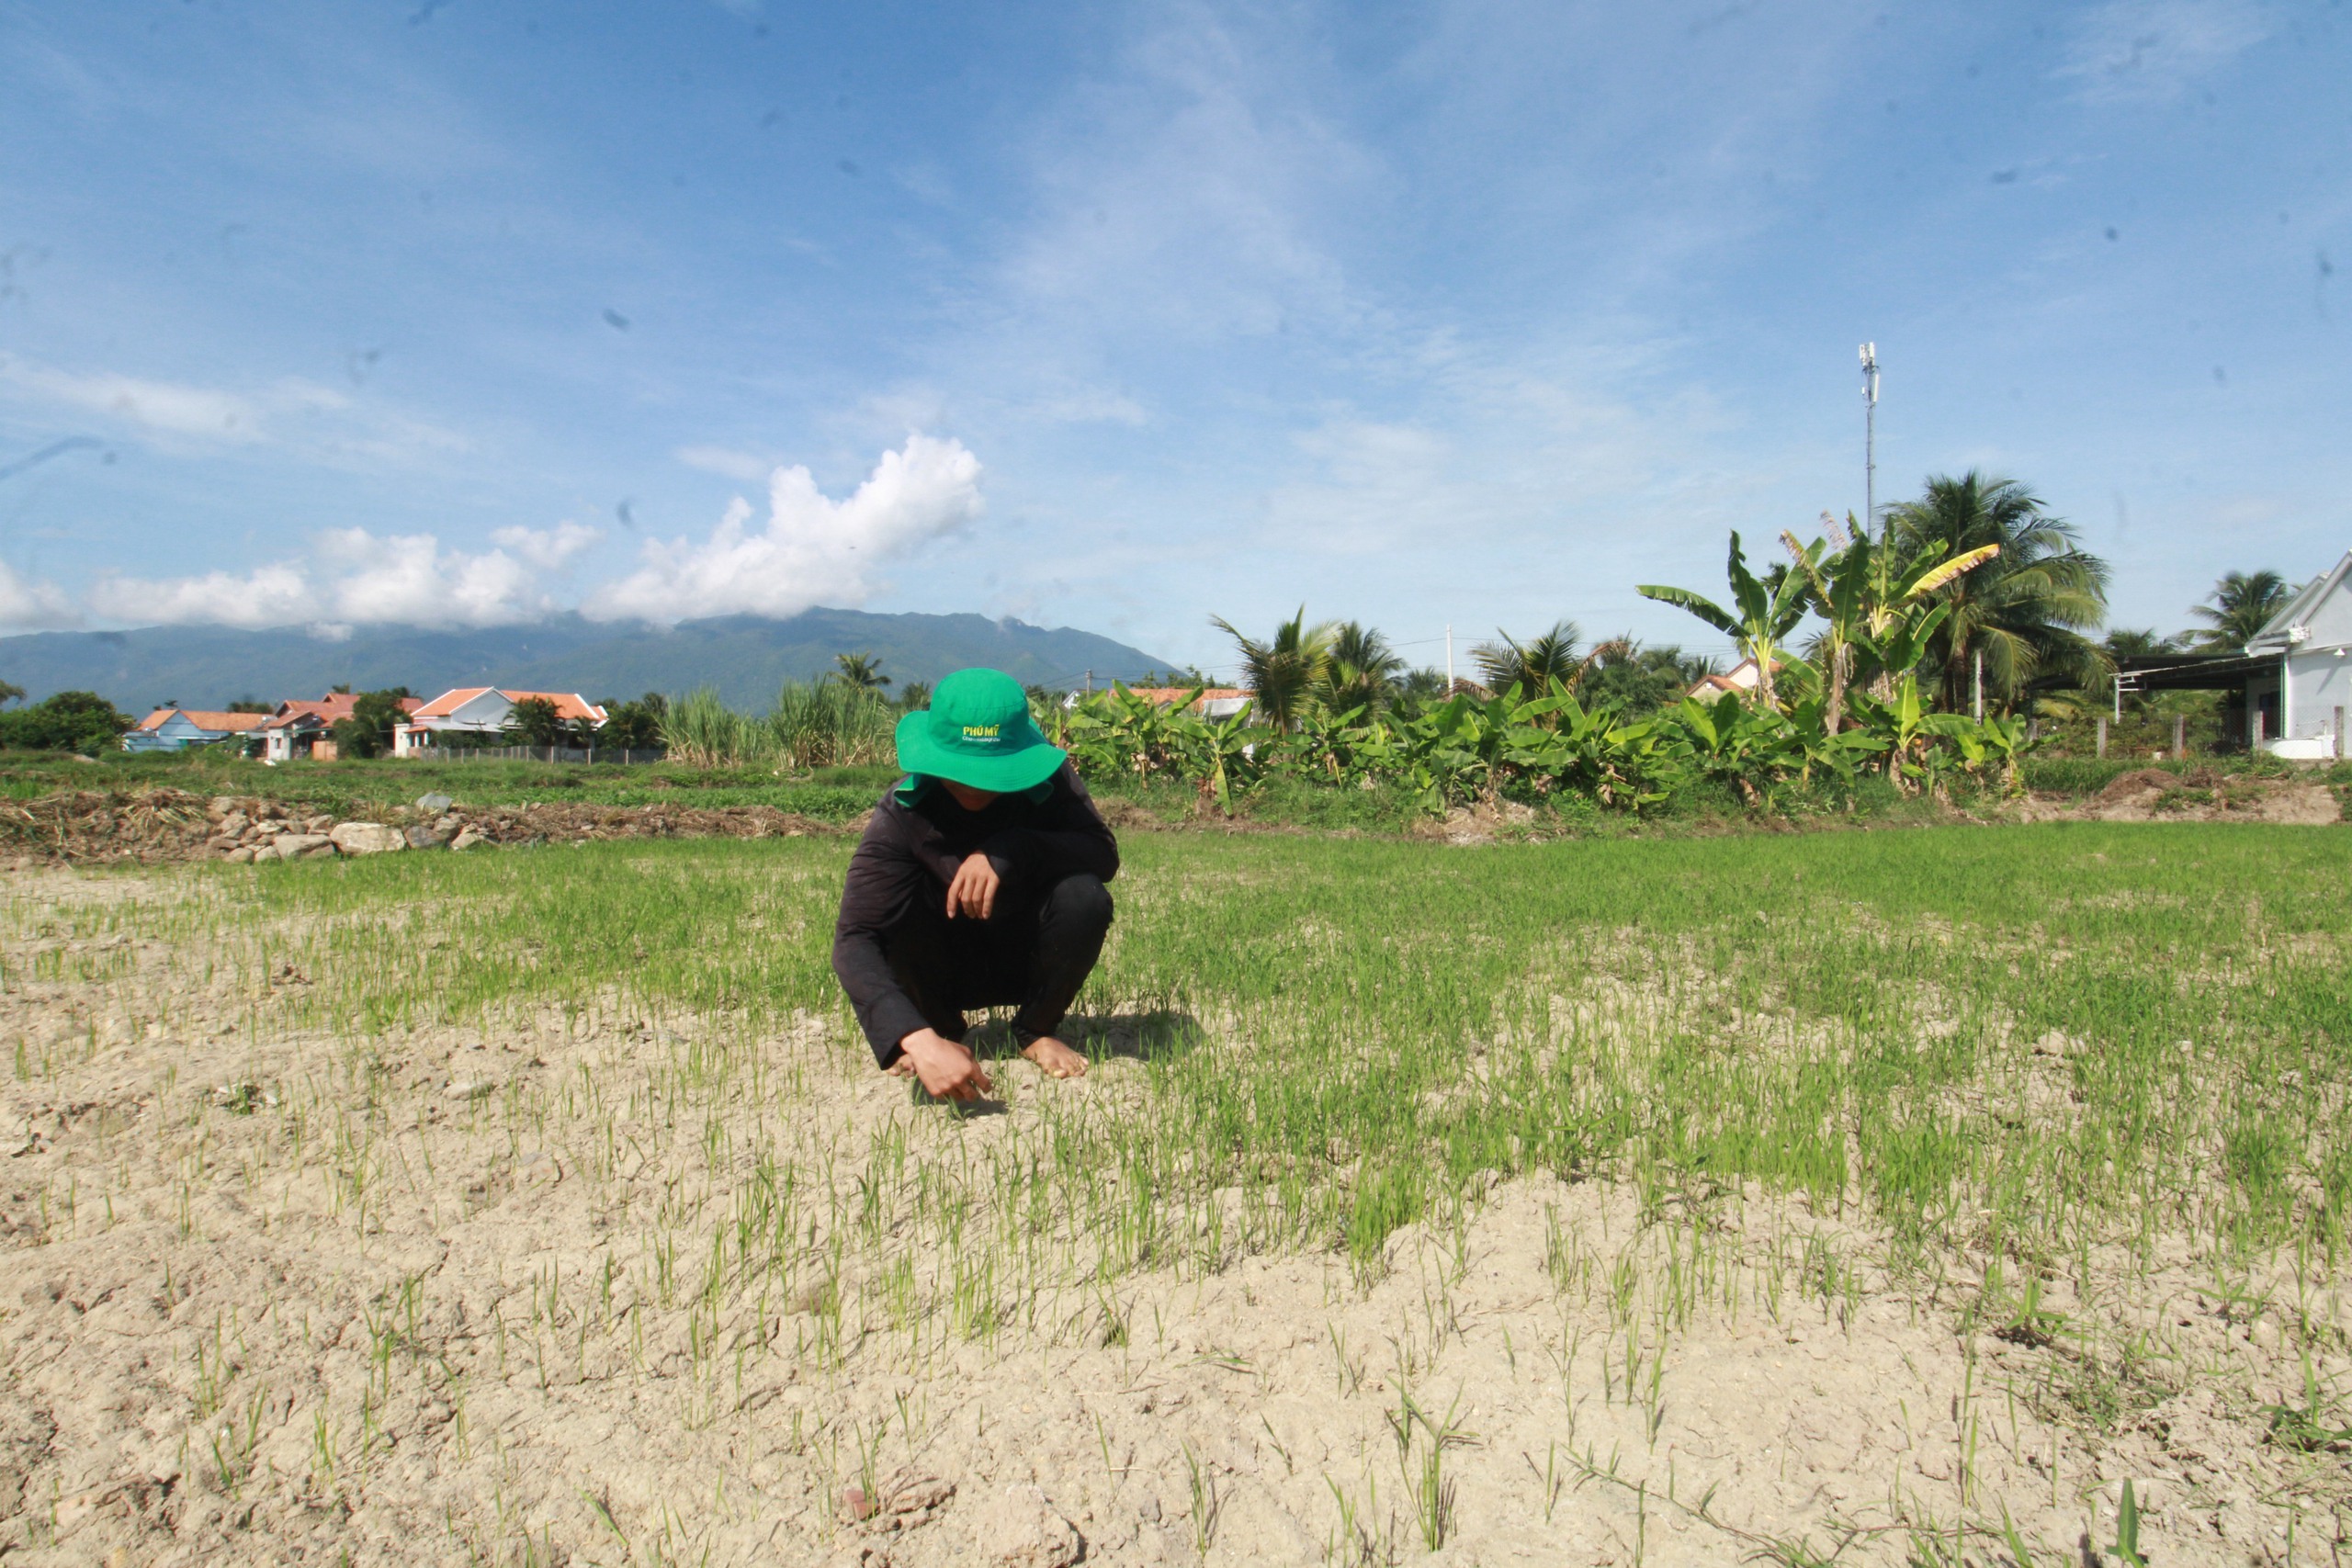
[2,868,2346,1566]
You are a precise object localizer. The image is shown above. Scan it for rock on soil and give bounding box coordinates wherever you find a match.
[0,787,851,865]
[328,821,405,856]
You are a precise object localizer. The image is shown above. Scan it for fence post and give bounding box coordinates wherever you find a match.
[2095,716,2107,759]
[2173,713,2186,760]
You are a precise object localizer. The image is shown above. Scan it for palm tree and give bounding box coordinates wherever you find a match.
[833,651,889,690]
[1884,472,2109,712]
[2189,570,2290,649]
[2103,628,2188,661]
[1639,534,1814,708]
[1312,622,1404,716]
[1472,619,1628,699]
[1579,640,1719,711]
[1209,607,1334,731]
[1472,620,1577,694]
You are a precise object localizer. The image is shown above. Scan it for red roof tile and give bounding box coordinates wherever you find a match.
[135,709,272,734]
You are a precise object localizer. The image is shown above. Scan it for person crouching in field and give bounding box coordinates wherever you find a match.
[831,667,1116,1102]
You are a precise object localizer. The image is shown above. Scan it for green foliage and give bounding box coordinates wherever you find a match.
[1061,670,2033,818]
[1210,608,1334,732]
[1885,471,2109,709]
[502,696,571,749]
[0,690,134,753]
[329,688,414,760]
[656,682,894,771]
[1639,531,1815,707]
[2192,569,2291,649]
[769,680,894,769]
[596,692,667,751]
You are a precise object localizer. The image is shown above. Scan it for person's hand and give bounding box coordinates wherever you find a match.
[890,1028,994,1101]
[945,853,1001,920]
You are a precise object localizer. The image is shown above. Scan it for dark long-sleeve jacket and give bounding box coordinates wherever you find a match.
[831,762,1119,1065]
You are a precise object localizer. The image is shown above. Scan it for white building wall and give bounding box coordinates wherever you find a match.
[2287,651,2352,756]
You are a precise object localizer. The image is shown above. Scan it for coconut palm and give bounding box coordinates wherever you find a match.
[1579,640,1719,712]
[1473,620,1632,700]
[1884,472,2109,712]
[2103,628,2188,661]
[833,651,889,690]
[1209,607,1335,731]
[1314,621,1403,716]
[1472,620,1578,694]
[2189,570,2290,650]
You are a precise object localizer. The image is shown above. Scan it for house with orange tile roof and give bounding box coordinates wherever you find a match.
[261,693,425,762]
[122,706,273,752]
[394,688,608,756]
[1101,685,1255,719]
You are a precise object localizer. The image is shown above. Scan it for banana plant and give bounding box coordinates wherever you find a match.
[1175,701,1265,813]
[1783,524,1999,732]
[1509,683,1669,808]
[1847,671,1938,789]
[1854,599,1951,699]
[1639,532,1816,709]
[1664,690,1805,804]
[1399,685,1532,809]
[1922,710,2031,793]
[1064,682,1203,781]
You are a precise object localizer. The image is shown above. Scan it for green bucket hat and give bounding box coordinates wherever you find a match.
[894,668,1067,793]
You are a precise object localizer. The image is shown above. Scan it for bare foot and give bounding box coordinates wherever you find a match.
[1021,1035,1089,1078]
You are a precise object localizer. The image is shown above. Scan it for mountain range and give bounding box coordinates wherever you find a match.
[0,609,1178,713]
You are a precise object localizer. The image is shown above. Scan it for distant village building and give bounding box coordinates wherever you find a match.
[2119,549,2352,759]
[122,706,271,752]
[1684,658,1777,702]
[1077,685,1255,719]
[395,688,607,756]
[2242,551,2352,758]
[262,694,424,762]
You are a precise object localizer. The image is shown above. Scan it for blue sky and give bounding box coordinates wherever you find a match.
[0,0,2344,678]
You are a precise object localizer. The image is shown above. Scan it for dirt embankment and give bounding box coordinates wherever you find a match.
[2013,766,2344,826]
[1,767,2339,867]
[0,790,853,868]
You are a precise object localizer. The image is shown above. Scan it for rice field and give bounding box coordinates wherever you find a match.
[3,823,2348,1565]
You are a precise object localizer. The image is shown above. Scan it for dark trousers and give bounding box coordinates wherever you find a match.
[882,873,1113,1048]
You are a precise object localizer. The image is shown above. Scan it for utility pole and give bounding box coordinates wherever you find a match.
[1444,626,1454,693]
[1860,343,1881,539]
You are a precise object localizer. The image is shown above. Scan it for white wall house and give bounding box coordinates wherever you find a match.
[394,688,607,755]
[2245,550,2352,760]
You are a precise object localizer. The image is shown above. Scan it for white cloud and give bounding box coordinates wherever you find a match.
[0,355,468,466]
[674,445,775,483]
[2059,0,2270,104]
[88,563,314,630]
[490,520,602,570]
[0,357,270,442]
[0,561,81,631]
[88,527,565,630]
[585,434,983,626]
